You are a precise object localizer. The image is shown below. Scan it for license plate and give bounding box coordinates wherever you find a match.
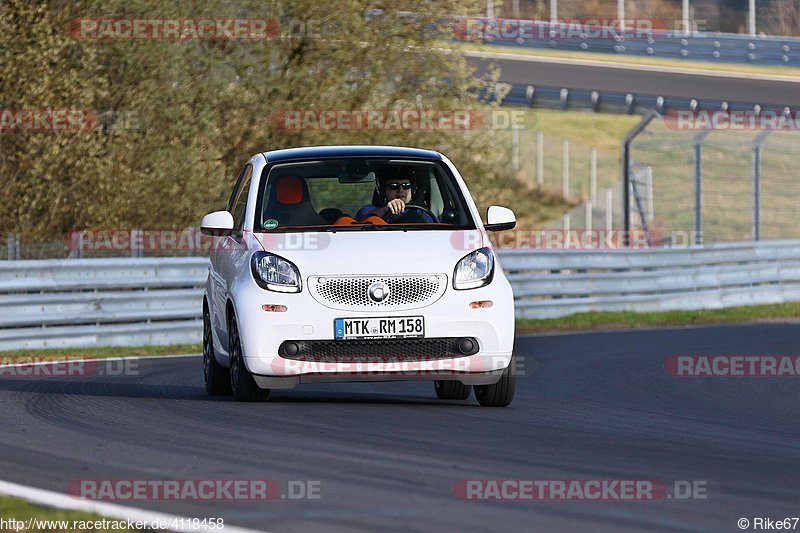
[334,316,425,340]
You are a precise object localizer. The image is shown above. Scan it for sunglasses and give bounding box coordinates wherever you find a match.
[385,182,412,191]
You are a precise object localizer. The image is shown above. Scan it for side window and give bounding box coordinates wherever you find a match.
[229,165,253,229]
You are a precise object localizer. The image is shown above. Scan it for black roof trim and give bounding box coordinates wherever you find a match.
[262,145,442,163]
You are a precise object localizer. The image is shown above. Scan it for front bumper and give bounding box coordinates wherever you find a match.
[230,274,515,387]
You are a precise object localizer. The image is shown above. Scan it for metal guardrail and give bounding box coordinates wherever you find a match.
[497,82,790,115]
[1,240,799,349]
[0,258,207,351]
[504,239,800,318]
[460,18,800,66]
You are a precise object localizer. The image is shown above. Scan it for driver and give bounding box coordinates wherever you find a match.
[356,170,438,223]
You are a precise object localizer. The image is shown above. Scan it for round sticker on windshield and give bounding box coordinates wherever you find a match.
[263,219,279,230]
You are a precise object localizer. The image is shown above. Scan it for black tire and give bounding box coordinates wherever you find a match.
[434,380,472,400]
[228,314,270,402]
[474,357,516,407]
[203,304,231,395]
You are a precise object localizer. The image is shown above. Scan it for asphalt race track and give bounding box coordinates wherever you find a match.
[1,324,799,532]
[467,55,800,107]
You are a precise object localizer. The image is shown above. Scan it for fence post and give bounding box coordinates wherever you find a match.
[605,188,613,232]
[692,130,712,246]
[562,138,569,200]
[562,213,570,232]
[646,167,654,223]
[752,146,760,240]
[590,147,597,203]
[14,233,20,260]
[585,200,593,233]
[693,143,702,245]
[131,229,140,258]
[751,130,772,242]
[6,234,13,261]
[536,131,544,188]
[512,127,520,173]
[622,110,659,246]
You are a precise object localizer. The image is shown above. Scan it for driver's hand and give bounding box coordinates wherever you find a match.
[387,198,405,215]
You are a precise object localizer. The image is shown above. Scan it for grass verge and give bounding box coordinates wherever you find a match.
[455,42,800,77]
[517,302,800,333]
[0,495,144,532]
[0,344,201,360]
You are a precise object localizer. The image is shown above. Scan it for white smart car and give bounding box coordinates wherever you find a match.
[201,146,517,405]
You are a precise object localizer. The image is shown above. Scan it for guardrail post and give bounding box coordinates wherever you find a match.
[625,93,634,114]
[525,85,535,107]
[591,91,600,112]
[536,131,544,188]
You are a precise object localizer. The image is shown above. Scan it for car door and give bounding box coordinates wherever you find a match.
[211,164,253,351]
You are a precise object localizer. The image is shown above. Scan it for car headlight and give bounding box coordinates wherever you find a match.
[453,247,494,290]
[251,252,302,293]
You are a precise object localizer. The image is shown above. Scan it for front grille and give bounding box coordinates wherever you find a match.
[308,275,447,311]
[279,338,473,363]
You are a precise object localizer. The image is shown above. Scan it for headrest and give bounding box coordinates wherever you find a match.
[378,165,416,185]
[275,175,303,205]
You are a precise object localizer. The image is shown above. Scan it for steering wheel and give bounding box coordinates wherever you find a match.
[384,204,437,223]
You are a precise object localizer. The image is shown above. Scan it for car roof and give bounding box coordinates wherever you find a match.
[261,145,442,163]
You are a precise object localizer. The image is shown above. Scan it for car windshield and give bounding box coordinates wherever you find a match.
[256,158,475,231]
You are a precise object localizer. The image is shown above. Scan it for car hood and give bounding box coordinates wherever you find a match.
[253,229,488,276]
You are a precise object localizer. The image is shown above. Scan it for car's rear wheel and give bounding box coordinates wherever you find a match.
[228,314,270,402]
[203,304,231,395]
[474,357,516,407]
[434,380,471,400]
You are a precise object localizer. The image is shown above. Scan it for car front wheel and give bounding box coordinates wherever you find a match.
[434,380,472,400]
[228,313,270,403]
[474,357,516,407]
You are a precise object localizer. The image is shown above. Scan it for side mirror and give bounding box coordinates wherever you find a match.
[200,211,235,236]
[485,205,516,232]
